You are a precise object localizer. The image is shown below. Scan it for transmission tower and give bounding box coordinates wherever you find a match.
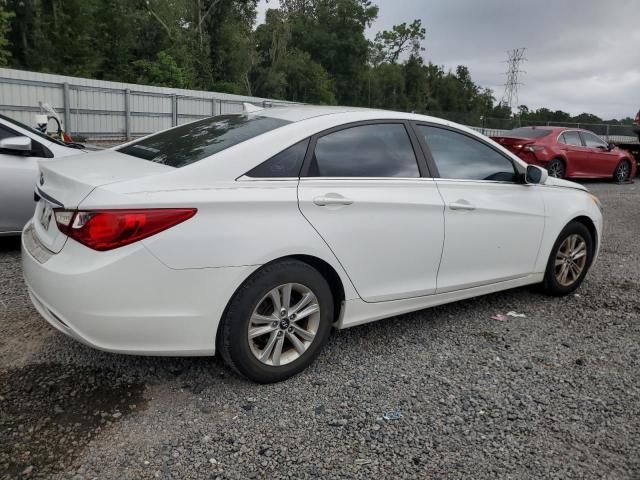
[501,48,527,113]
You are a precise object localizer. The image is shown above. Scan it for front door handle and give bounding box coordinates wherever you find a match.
[313,193,354,206]
[449,199,476,211]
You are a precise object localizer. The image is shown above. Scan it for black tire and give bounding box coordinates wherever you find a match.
[542,221,594,296]
[613,160,631,183]
[217,259,334,383]
[547,158,565,179]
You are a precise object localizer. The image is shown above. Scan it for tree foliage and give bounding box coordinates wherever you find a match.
[0,0,627,123]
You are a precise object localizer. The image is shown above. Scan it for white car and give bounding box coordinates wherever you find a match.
[22,106,603,383]
[0,114,87,235]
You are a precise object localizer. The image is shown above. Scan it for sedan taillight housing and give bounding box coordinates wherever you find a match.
[523,145,545,153]
[54,208,197,251]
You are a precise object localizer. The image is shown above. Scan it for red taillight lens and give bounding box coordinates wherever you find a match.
[54,208,196,251]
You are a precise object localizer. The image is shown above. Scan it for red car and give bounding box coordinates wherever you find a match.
[492,127,636,182]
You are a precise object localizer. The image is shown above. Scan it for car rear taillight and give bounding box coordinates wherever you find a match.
[523,145,545,152]
[54,208,196,251]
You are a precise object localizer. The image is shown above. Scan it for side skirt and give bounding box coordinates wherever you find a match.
[335,273,544,329]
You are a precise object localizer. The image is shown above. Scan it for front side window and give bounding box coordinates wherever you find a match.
[308,123,420,177]
[562,131,583,147]
[581,131,607,148]
[416,125,516,182]
[246,139,309,178]
[118,114,291,168]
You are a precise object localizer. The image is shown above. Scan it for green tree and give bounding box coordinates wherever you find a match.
[0,0,13,66]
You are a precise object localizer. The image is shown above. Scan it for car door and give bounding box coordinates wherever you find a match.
[558,130,589,176]
[580,131,618,177]
[413,123,545,294]
[0,126,51,233]
[297,121,446,303]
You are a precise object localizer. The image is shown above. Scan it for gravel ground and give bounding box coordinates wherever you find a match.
[1,181,638,479]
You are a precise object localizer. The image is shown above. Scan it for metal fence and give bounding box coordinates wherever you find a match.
[0,68,302,142]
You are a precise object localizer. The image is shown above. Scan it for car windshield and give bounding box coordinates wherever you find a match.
[117,114,291,168]
[504,127,552,139]
[0,113,69,147]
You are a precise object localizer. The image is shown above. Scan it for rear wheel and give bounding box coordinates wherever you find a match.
[547,158,565,179]
[614,160,630,183]
[542,222,594,296]
[217,259,333,383]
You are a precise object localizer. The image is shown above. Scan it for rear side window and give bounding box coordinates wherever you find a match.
[416,125,516,182]
[307,123,420,177]
[562,131,583,146]
[246,139,309,178]
[118,114,291,168]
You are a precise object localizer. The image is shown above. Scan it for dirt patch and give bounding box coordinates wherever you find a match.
[0,363,147,479]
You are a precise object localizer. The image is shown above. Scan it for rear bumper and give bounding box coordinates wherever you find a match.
[22,222,257,356]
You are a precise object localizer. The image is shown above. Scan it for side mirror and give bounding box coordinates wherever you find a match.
[525,164,548,185]
[0,136,32,153]
[607,143,616,151]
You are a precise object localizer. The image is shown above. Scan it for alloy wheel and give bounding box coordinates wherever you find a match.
[554,234,587,287]
[248,283,320,366]
[616,162,629,182]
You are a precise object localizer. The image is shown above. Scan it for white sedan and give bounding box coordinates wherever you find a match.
[22,106,603,383]
[0,114,88,235]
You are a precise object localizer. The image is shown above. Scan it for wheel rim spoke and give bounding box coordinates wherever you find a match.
[259,331,279,362]
[249,324,278,339]
[251,313,277,325]
[294,303,319,322]
[268,288,282,314]
[271,335,285,366]
[287,331,306,354]
[292,324,315,342]
[281,284,292,312]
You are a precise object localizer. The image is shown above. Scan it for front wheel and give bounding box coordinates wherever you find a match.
[542,222,594,296]
[217,259,334,383]
[614,160,631,183]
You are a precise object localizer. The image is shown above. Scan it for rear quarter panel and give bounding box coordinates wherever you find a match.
[80,181,360,301]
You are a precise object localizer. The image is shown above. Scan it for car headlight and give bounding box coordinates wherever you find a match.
[588,193,603,212]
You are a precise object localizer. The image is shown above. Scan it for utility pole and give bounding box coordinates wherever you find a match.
[501,48,527,124]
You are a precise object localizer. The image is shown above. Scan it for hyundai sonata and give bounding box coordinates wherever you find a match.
[22,106,603,383]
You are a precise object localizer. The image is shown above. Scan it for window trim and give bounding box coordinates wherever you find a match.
[410,121,523,183]
[300,119,431,179]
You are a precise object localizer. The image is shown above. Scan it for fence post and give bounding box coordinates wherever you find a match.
[62,82,71,134]
[605,124,610,143]
[171,94,178,126]
[124,88,131,140]
[211,98,216,117]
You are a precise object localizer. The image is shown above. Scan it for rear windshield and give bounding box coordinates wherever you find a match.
[504,127,552,139]
[117,114,290,168]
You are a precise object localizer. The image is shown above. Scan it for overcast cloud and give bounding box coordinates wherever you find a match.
[257,0,640,119]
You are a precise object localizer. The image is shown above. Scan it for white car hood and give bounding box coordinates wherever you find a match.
[544,176,587,191]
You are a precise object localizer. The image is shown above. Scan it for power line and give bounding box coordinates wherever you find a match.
[501,48,527,113]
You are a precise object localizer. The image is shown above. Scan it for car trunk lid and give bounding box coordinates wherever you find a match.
[33,150,174,253]
[491,136,536,154]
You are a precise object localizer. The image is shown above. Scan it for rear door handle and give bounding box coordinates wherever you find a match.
[449,199,476,211]
[313,194,354,206]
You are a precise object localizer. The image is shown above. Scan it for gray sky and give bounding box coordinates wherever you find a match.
[257,0,640,119]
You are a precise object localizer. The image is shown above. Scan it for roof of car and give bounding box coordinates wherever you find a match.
[258,105,388,122]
